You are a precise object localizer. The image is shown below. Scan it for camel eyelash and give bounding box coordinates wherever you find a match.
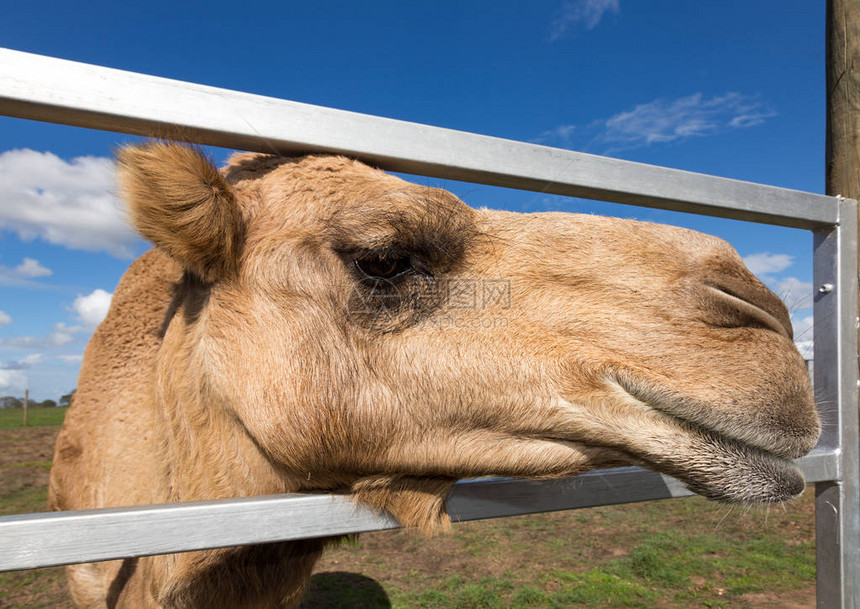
[347,246,434,283]
[354,253,414,281]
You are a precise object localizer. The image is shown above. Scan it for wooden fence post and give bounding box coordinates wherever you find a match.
[827,0,860,199]
[826,0,860,383]
[22,389,28,427]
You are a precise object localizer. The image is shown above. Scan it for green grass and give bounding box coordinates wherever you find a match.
[318,493,817,609]
[9,461,53,471]
[615,529,814,595]
[0,407,67,428]
[390,571,658,608]
[385,525,815,608]
[0,486,49,516]
[0,568,68,609]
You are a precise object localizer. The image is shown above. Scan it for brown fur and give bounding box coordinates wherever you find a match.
[49,142,819,608]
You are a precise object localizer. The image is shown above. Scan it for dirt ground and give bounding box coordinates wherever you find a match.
[1,426,817,608]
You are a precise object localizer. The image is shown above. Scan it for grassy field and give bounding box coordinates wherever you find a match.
[0,413,816,608]
[0,406,67,429]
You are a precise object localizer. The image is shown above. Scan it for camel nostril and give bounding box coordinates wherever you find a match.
[703,282,793,340]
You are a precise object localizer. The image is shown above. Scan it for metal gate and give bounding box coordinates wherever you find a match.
[0,48,857,608]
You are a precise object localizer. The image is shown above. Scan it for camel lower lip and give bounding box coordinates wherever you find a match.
[687,449,805,503]
[597,379,809,502]
[648,427,807,504]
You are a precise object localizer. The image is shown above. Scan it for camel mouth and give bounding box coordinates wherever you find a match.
[643,418,807,504]
[589,381,809,504]
[611,372,819,461]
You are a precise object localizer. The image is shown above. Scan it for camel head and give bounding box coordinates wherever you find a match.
[118,142,818,531]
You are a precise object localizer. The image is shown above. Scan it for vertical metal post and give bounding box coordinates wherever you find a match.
[814,197,860,608]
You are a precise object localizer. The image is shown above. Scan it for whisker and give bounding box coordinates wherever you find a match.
[713,504,735,532]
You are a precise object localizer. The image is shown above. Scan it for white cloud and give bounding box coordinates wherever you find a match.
[1,356,37,370]
[58,354,84,364]
[20,353,44,365]
[792,315,814,359]
[795,340,813,359]
[0,290,112,356]
[48,323,81,347]
[550,0,619,40]
[0,257,56,287]
[0,353,46,392]
[15,257,52,278]
[71,289,113,329]
[0,149,138,258]
[0,368,27,391]
[742,253,793,277]
[0,322,84,349]
[792,315,813,340]
[533,124,577,145]
[737,251,812,356]
[538,93,776,153]
[601,93,776,149]
[0,311,10,326]
[774,277,813,313]
[741,252,811,312]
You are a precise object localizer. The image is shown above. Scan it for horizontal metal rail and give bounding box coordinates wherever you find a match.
[0,47,838,229]
[0,450,837,572]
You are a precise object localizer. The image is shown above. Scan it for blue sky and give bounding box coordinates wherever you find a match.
[1,1,822,400]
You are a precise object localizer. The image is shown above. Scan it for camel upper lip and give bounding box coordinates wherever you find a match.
[648,399,798,461]
[666,411,796,464]
[611,373,816,461]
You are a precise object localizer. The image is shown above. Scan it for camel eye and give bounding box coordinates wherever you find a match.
[354,254,413,280]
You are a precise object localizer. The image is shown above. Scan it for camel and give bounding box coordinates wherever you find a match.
[48,141,819,608]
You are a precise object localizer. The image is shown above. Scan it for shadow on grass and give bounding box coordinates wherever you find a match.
[301,571,391,608]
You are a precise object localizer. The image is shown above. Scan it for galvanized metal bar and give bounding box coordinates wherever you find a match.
[813,197,860,609]
[0,451,836,572]
[0,47,838,229]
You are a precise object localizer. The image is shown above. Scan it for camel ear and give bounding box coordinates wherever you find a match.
[117,142,243,283]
